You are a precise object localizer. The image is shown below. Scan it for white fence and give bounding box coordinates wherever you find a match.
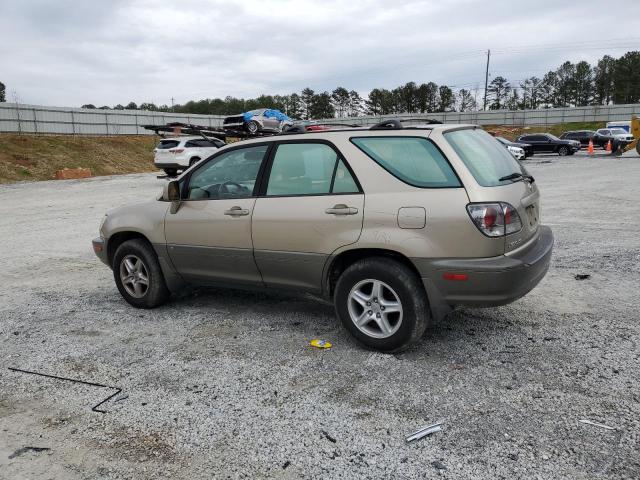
[323,103,640,127]
[1,102,639,135]
[0,103,226,135]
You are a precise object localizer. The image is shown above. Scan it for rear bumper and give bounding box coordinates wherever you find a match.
[413,226,553,318]
[153,162,185,169]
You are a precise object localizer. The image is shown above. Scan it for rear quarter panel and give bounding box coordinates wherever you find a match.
[329,133,505,260]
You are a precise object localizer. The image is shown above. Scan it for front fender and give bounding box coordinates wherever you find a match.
[102,200,169,245]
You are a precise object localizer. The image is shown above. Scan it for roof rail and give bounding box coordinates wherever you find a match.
[370,119,403,130]
[399,118,443,125]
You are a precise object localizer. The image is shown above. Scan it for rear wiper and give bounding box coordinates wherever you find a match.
[498,172,535,183]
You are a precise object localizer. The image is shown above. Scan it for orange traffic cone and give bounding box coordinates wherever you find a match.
[605,140,612,152]
[587,139,594,155]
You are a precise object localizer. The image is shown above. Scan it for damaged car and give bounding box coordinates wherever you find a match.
[223,109,293,134]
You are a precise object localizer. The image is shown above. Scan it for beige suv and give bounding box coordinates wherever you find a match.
[93,121,553,352]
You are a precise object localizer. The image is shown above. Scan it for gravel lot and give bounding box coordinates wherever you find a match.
[1,151,639,479]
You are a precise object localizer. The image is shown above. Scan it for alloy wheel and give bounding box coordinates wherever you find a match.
[347,279,403,338]
[119,254,149,298]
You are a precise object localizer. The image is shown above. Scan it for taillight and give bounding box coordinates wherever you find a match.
[169,148,184,154]
[467,203,522,237]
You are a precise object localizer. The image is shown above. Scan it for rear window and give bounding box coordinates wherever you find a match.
[157,140,180,149]
[445,129,524,187]
[350,137,460,188]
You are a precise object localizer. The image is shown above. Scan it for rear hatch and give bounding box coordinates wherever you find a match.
[154,139,181,161]
[444,128,540,254]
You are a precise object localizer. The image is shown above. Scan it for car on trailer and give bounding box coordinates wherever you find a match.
[223,109,293,134]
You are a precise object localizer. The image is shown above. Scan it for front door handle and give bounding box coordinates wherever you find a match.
[325,204,358,215]
[224,206,250,216]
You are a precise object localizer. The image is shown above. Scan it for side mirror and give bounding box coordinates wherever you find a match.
[162,180,182,213]
[167,180,180,201]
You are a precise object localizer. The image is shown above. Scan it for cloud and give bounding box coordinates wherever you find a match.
[1,0,638,106]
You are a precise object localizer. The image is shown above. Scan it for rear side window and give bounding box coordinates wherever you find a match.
[350,137,460,188]
[445,129,525,187]
[157,140,179,149]
[185,139,217,148]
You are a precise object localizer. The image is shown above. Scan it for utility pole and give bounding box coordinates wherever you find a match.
[171,97,175,113]
[483,49,490,111]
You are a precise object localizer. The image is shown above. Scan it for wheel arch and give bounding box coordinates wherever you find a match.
[324,248,423,298]
[107,231,153,267]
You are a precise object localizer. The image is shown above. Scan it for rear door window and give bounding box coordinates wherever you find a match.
[265,143,359,196]
[350,137,460,188]
[157,140,180,149]
[444,128,525,187]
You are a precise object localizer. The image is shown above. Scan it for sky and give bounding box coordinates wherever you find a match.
[1,0,639,107]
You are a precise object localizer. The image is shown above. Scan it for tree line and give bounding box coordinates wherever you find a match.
[3,50,638,119]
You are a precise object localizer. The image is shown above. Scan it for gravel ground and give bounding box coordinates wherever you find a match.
[1,151,639,479]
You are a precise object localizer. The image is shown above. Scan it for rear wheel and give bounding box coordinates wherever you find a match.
[636,142,640,156]
[189,157,200,167]
[557,146,569,156]
[245,120,259,134]
[163,168,177,176]
[113,239,170,309]
[334,257,429,352]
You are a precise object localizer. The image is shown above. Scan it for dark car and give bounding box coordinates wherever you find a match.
[495,137,534,158]
[560,130,611,148]
[515,133,580,156]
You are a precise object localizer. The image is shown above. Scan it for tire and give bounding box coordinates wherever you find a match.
[557,146,569,156]
[164,168,178,176]
[189,157,200,167]
[245,120,259,134]
[334,257,429,352]
[636,142,640,156]
[113,239,170,309]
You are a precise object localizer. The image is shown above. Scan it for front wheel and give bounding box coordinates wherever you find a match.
[557,146,569,156]
[163,168,178,176]
[334,257,429,352]
[245,120,259,134]
[113,239,170,308]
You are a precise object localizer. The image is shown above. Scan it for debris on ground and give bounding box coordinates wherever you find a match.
[322,430,337,443]
[406,421,443,442]
[309,339,332,349]
[431,460,447,470]
[574,274,591,280]
[579,419,615,430]
[8,447,51,459]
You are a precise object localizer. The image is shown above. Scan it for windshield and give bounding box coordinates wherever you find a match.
[445,129,524,187]
[547,134,561,141]
[610,128,627,135]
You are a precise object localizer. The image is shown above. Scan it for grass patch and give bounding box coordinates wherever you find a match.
[0,134,157,184]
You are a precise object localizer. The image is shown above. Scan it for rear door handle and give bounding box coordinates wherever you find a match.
[325,204,358,215]
[224,206,250,216]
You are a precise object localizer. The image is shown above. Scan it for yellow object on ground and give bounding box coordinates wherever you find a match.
[309,339,332,349]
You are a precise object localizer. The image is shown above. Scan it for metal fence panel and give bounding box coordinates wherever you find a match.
[1,102,639,135]
[0,103,227,135]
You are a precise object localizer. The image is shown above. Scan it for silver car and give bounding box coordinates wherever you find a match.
[223,109,293,134]
[93,122,553,352]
